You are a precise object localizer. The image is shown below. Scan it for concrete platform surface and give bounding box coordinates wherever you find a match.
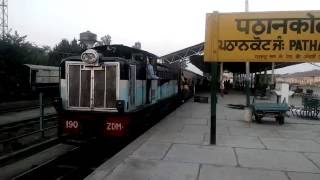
[86,93,320,180]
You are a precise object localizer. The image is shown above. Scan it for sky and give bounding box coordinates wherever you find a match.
[7,0,320,74]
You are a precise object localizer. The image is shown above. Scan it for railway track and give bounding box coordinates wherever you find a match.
[9,99,179,179]
[0,114,58,134]
[0,100,40,114]
[0,106,41,114]
[12,140,127,180]
[0,99,53,115]
[0,114,59,158]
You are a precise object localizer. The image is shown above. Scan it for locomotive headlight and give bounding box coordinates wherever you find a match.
[81,49,99,64]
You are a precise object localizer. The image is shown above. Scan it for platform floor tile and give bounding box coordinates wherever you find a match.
[199,165,289,180]
[130,141,172,160]
[260,138,320,153]
[287,172,320,180]
[228,126,282,138]
[276,130,320,140]
[106,158,199,180]
[183,117,208,125]
[164,144,237,166]
[149,132,204,145]
[304,153,320,168]
[216,135,265,149]
[236,148,320,173]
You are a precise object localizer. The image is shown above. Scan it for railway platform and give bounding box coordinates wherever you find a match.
[0,107,56,126]
[86,92,320,180]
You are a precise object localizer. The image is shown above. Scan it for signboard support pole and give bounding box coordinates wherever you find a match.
[210,62,218,145]
[39,92,44,137]
[246,62,250,106]
[220,62,224,95]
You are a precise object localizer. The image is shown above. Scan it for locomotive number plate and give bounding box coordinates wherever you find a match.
[64,120,80,134]
[104,117,129,137]
[65,120,79,129]
[106,122,124,131]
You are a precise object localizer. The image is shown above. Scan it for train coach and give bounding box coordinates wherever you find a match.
[53,45,200,141]
[0,64,59,102]
[24,64,59,92]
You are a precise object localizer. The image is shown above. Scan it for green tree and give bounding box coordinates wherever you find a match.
[0,31,49,66]
[0,31,49,101]
[48,38,84,66]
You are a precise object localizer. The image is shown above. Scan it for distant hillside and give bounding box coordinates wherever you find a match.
[279,70,320,78]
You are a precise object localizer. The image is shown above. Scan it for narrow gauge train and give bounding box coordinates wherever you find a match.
[54,45,197,141]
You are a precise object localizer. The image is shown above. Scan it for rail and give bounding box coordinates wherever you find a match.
[0,114,57,133]
[0,100,52,115]
[0,126,57,144]
[0,92,58,155]
[0,105,40,114]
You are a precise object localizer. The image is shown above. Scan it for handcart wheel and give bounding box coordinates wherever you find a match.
[255,114,262,123]
[276,115,284,125]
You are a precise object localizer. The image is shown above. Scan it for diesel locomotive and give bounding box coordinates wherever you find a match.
[54,45,199,141]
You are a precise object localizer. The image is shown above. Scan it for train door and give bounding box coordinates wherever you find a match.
[129,65,136,108]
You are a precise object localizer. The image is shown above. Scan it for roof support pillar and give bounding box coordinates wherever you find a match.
[246,62,250,106]
[210,63,218,145]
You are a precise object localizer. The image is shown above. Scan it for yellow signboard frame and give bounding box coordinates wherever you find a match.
[204,11,320,62]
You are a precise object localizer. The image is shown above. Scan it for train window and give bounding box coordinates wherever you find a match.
[136,63,146,80]
[120,63,129,80]
[60,63,66,79]
[68,65,80,107]
[129,65,136,106]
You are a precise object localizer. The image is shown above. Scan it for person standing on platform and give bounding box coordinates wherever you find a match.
[220,78,225,97]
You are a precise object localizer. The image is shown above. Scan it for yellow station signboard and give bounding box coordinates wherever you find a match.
[204,11,320,62]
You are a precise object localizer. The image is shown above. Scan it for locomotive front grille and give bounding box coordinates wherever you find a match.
[94,70,105,108]
[80,70,91,107]
[104,66,117,108]
[67,63,118,110]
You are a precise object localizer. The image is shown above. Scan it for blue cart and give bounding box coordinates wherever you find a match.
[251,102,289,125]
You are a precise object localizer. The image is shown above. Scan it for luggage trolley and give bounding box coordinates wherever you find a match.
[250,98,289,125]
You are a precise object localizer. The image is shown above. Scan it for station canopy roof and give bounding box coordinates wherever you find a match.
[160,42,299,74]
[24,64,59,71]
